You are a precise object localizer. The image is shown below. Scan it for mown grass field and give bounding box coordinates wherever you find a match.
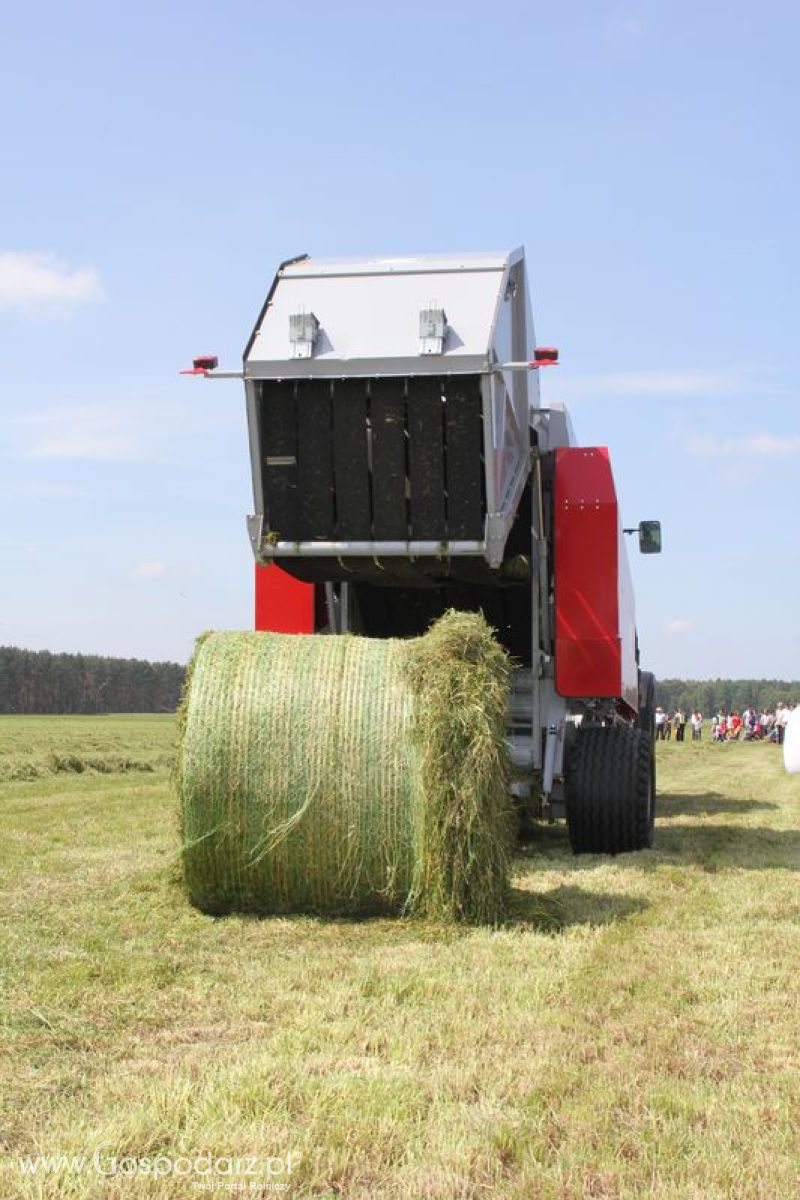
[0,715,175,782]
[1,716,798,1199]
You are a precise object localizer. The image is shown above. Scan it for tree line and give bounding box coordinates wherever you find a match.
[655,678,800,715]
[0,646,185,714]
[2,645,798,717]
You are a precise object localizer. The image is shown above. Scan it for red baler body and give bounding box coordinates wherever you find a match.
[255,564,315,634]
[554,447,638,714]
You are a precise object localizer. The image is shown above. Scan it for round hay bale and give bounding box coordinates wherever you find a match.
[176,611,512,922]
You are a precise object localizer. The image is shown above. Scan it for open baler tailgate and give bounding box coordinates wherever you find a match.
[243,251,538,576]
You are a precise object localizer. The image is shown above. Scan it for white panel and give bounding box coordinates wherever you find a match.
[285,252,509,277]
[784,709,800,773]
[247,268,504,370]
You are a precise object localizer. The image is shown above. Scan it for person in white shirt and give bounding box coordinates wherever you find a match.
[691,710,703,740]
[654,707,667,741]
[777,704,791,745]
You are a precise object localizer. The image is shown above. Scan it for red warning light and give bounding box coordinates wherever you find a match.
[180,354,219,376]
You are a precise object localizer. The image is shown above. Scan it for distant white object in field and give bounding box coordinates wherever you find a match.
[783,707,800,774]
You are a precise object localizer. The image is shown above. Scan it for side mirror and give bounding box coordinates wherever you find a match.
[638,520,662,554]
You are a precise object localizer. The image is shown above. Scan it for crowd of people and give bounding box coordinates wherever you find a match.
[654,703,797,744]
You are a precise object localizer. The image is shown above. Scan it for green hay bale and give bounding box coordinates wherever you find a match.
[176,611,512,922]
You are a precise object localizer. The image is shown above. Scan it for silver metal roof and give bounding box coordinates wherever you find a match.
[244,248,532,379]
[278,251,513,276]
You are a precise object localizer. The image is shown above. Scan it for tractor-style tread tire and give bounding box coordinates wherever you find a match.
[638,670,656,735]
[565,725,655,855]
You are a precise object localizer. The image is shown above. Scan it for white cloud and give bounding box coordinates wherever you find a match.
[558,368,766,403]
[0,480,86,498]
[134,561,167,579]
[25,425,135,461]
[687,432,800,458]
[0,251,105,311]
[714,462,764,490]
[667,619,691,634]
[602,1,650,43]
[4,400,241,462]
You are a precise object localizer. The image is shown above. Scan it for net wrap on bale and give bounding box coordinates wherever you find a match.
[176,611,512,922]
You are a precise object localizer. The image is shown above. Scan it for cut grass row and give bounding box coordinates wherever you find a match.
[0,718,797,1198]
[0,715,175,780]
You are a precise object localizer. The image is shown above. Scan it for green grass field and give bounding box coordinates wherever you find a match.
[0,715,175,782]
[1,717,798,1198]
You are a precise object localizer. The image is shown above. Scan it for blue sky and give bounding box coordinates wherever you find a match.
[1,0,798,677]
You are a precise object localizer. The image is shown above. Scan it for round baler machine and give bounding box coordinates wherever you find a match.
[184,249,661,859]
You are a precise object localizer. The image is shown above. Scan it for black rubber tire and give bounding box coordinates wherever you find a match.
[639,730,656,847]
[638,670,656,735]
[565,725,654,854]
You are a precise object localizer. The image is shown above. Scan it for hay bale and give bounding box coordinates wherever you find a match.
[176,611,512,922]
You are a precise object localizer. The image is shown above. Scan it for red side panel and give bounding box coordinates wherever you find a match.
[554,447,635,706]
[255,564,315,633]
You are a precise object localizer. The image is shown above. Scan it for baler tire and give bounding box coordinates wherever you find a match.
[635,730,656,849]
[565,725,654,855]
[638,670,656,735]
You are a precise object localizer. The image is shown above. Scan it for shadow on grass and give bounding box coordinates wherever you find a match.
[518,799,799,873]
[508,879,649,931]
[654,823,800,871]
[658,792,778,817]
[215,879,648,941]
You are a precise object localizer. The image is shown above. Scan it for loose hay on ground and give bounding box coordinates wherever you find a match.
[176,611,512,922]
